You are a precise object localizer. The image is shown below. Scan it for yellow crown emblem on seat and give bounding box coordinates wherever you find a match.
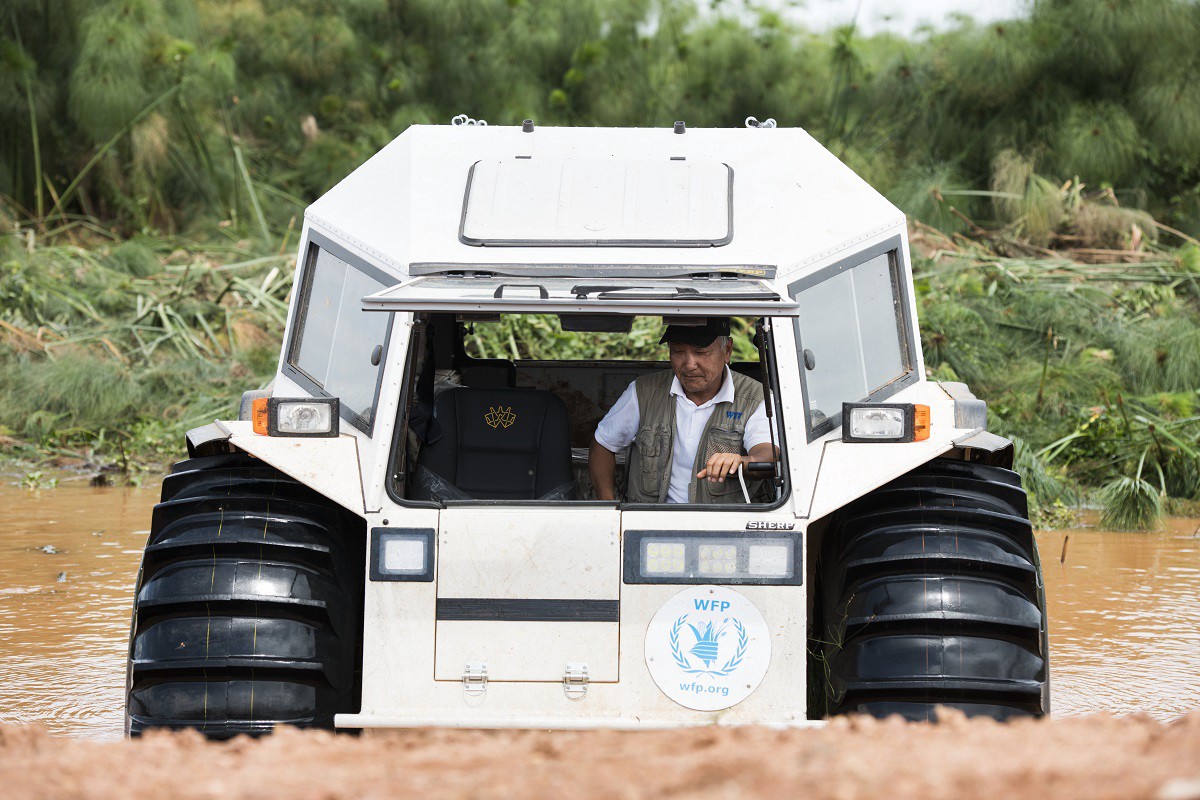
[484,406,516,429]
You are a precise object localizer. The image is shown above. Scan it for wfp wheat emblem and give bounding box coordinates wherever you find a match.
[484,406,516,429]
[668,614,748,677]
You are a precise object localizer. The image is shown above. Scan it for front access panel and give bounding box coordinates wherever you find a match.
[434,508,621,681]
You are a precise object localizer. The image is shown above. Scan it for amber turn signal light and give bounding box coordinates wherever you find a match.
[913,404,931,441]
[251,397,269,435]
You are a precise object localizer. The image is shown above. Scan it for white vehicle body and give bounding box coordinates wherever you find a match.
[196,123,1010,730]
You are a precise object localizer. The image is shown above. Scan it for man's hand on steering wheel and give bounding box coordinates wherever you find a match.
[696,452,747,483]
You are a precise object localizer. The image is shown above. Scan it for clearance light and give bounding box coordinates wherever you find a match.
[259,397,340,437]
[841,403,931,443]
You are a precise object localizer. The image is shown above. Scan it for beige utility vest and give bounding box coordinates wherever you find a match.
[626,369,766,504]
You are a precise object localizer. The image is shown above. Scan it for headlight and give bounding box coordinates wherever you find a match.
[625,531,800,585]
[370,528,434,581]
[252,397,341,437]
[276,400,334,434]
[841,402,930,443]
[849,406,905,438]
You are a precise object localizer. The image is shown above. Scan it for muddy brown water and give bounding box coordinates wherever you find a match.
[1,479,1197,739]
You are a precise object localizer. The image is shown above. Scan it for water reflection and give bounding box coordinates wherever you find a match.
[0,480,1197,739]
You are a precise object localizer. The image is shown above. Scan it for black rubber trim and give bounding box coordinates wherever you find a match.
[435,598,619,622]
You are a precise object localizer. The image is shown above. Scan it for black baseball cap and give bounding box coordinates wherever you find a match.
[659,317,731,347]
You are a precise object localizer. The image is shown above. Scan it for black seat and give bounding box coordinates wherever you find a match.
[412,388,575,502]
[459,358,516,389]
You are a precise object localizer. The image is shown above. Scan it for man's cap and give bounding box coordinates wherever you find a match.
[659,317,731,348]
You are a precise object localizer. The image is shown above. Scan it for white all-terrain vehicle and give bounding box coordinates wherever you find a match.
[125,120,1048,736]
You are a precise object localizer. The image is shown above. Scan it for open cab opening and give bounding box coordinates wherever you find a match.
[383,310,792,510]
[361,265,798,511]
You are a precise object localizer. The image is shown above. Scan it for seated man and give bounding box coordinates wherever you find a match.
[589,318,777,504]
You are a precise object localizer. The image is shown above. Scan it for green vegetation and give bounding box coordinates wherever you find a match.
[6,0,1200,237]
[0,233,286,470]
[2,0,1199,528]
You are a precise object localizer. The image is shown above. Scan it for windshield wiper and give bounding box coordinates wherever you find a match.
[595,288,776,301]
[571,284,655,298]
[578,286,703,299]
[571,284,779,301]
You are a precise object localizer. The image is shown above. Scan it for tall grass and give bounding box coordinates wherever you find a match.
[0,232,286,464]
[5,0,1200,239]
[915,190,1200,529]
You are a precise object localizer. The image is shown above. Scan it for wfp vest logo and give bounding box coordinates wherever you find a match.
[725,411,743,420]
[484,406,516,429]
[668,601,749,677]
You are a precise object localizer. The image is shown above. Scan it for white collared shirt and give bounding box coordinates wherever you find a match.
[594,367,776,503]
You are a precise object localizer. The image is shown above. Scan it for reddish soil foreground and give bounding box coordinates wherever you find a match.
[3,713,1200,800]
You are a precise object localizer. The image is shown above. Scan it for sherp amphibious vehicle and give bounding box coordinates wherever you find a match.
[125,119,1049,736]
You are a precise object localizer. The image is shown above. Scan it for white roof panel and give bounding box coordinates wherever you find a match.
[305,125,905,283]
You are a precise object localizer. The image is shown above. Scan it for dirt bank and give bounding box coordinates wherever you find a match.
[3,713,1199,800]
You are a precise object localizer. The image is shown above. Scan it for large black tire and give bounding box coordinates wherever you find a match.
[815,459,1049,721]
[125,453,365,737]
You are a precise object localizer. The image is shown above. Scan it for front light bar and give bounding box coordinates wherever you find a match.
[623,530,802,586]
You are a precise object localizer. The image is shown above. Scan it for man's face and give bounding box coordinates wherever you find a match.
[669,337,732,398]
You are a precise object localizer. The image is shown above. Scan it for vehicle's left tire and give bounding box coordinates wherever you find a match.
[125,452,365,738]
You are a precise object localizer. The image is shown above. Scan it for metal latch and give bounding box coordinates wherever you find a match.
[563,663,589,700]
[463,662,488,697]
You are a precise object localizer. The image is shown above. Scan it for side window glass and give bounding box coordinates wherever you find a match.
[792,250,911,437]
[287,244,391,432]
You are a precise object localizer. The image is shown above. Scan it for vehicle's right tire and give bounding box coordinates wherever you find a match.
[815,458,1049,721]
[125,452,365,738]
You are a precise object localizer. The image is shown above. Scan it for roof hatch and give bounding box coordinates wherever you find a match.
[459,158,733,247]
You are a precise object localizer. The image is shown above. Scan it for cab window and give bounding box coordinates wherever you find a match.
[284,240,392,433]
[789,244,915,439]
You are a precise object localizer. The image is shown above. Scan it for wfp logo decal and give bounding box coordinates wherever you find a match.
[484,406,516,429]
[668,610,748,677]
[644,587,772,712]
